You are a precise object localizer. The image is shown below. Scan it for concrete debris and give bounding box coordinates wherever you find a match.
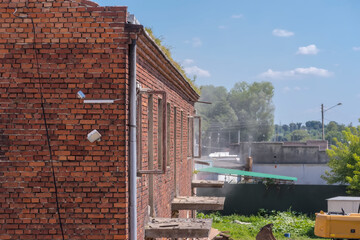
[233,220,251,225]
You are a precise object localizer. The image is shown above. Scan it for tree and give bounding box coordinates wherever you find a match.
[289,123,297,132]
[228,81,275,141]
[323,126,360,195]
[286,129,310,141]
[282,124,289,132]
[196,85,238,131]
[305,121,322,130]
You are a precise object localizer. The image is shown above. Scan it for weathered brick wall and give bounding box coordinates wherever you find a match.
[0,0,129,239]
[0,0,199,239]
[135,33,198,239]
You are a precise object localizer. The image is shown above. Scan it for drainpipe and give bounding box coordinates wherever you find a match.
[129,39,137,240]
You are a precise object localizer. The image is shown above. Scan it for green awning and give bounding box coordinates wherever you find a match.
[198,167,297,182]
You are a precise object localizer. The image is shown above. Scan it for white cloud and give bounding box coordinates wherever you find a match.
[192,37,202,47]
[218,25,227,29]
[272,29,294,37]
[353,47,360,51]
[231,14,243,19]
[283,86,291,93]
[182,59,194,66]
[185,37,202,47]
[297,44,319,55]
[184,66,211,77]
[259,67,333,79]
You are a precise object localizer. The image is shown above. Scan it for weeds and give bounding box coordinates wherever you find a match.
[197,209,325,240]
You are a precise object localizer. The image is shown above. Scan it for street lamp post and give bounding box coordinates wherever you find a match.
[321,103,342,140]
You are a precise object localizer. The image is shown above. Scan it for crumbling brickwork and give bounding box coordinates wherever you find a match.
[135,33,197,239]
[0,0,199,239]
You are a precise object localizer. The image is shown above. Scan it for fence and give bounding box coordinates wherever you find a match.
[197,183,347,215]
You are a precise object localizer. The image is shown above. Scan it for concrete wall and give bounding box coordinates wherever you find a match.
[230,141,329,165]
[196,164,329,185]
[253,164,330,185]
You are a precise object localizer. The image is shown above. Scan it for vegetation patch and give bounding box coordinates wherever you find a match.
[198,210,327,240]
[144,27,200,94]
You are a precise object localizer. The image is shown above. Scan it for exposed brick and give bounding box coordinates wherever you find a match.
[0,0,199,239]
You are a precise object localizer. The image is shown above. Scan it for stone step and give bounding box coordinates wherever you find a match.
[145,217,212,239]
[172,196,225,211]
[192,180,225,188]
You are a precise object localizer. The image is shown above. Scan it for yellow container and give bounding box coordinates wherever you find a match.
[315,211,360,239]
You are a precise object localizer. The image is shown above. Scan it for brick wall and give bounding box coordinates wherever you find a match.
[0,0,199,239]
[134,32,198,239]
[0,0,129,239]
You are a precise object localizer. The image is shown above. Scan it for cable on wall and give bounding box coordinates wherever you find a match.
[13,7,65,240]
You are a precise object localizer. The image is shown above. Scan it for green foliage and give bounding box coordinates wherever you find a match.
[196,85,238,132]
[286,129,311,142]
[197,210,320,240]
[228,81,275,141]
[197,82,275,144]
[144,27,200,94]
[323,126,360,195]
[275,121,347,144]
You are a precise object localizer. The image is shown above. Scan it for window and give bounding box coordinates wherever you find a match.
[180,111,183,161]
[137,90,167,174]
[193,116,201,158]
[173,107,177,165]
[136,94,142,169]
[148,94,154,170]
[187,116,193,157]
[167,103,171,167]
[157,98,163,169]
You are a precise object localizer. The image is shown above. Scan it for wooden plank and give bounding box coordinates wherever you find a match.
[145,218,212,238]
[172,196,225,210]
[194,160,210,166]
[192,180,225,188]
[208,228,221,239]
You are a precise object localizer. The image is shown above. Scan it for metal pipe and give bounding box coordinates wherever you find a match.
[129,39,137,240]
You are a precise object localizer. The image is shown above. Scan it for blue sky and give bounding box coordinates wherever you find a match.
[97,0,360,125]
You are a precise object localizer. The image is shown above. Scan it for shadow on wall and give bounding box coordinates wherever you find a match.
[197,183,347,215]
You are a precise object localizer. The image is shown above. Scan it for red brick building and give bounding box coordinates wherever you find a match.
[0,0,201,239]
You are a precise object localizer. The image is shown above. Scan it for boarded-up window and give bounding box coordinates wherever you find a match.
[174,107,177,163]
[167,103,171,167]
[193,116,201,158]
[148,94,154,169]
[187,116,193,157]
[157,98,163,169]
[180,111,183,161]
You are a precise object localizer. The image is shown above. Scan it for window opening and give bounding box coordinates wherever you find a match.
[137,90,167,174]
[167,103,171,167]
[157,98,163,169]
[193,116,202,158]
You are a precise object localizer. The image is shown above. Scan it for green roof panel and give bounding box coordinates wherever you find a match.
[198,167,297,181]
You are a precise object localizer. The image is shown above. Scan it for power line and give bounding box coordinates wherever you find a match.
[13,8,65,240]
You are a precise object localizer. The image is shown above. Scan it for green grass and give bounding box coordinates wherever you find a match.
[197,210,328,240]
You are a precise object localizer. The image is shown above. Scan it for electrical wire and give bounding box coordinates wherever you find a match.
[13,8,65,240]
